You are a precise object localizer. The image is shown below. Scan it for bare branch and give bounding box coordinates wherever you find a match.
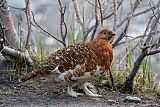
[149,3,160,25]
[140,43,159,50]
[122,3,160,93]
[0,23,5,51]
[71,0,87,41]
[113,0,117,31]
[112,19,130,48]
[31,11,65,46]
[8,5,24,11]
[116,30,160,46]
[91,0,99,40]
[97,0,103,26]
[117,0,160,28]
[71,0,83,25]
[24,0,32,48]
[147,48,160,56]
[1,46,33,65]
[103,12,114,20]
[58,0,67,46]
[117,0,123,10]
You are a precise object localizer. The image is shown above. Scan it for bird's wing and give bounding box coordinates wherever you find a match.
[48,43,99,73]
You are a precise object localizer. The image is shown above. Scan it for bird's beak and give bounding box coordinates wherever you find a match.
[110,32,115,43]
[112,32,116,37]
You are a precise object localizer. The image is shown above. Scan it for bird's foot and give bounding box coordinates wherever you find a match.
[83,83,102,97]
[68,91,83,97]
[67,86,83,97]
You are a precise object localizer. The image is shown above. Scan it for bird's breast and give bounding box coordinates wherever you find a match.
[87,39,113,68]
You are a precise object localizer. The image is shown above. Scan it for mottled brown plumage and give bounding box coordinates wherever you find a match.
[19,28,115,97]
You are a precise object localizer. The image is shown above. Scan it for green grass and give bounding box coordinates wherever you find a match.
[102,66,160,98]
[67,29,82,45]
[32,40,50,62]
[5,40,51,79]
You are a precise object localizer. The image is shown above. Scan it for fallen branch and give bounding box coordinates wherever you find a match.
[1,46,33,65]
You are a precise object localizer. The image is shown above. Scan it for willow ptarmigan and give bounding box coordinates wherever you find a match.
[19,28,115,97]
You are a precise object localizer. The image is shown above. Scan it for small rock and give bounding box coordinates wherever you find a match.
[0,102,6,107]
[123,96,141,103]
[101,80,107,84]
[40,78,48,83]
[108,99,116,105]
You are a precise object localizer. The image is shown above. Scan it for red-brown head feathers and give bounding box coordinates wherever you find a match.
[96,28,115,42]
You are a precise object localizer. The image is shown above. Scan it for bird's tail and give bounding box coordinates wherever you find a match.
[19,68,40,82]
[19,60,60,82]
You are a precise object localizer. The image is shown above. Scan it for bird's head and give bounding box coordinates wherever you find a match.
[96,28,115,43]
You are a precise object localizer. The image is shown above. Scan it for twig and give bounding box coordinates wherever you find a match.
[71,0,87,41]
[31,11,65,46]
[140,43,159,50]
[113,0,117,31]
[72,0,83,25]
[103,12,114,20]
[87,0,160,37]
[0,23,5,51]
[116,30,160,46]
[117,0,123,10]
[117,0,160,28]
[58,0,67,46]
[91,0,99,40]
[86,0,100,9]
[8,5,25,11]
[24,0,32,48]
[147,48,160,56]
[112,19,130,48]
[97,0,103,26]
[149,3,160,25]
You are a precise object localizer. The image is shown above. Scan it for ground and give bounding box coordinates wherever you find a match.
[0,60,160,107]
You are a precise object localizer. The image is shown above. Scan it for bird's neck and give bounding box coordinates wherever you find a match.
[87,39,113,67]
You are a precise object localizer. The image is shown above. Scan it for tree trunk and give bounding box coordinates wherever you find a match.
[0,0,21,49]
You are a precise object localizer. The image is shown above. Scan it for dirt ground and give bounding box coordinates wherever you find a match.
[0,77,160,107]
[0,60,160,107]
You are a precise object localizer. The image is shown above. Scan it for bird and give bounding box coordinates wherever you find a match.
[19,28,115,97]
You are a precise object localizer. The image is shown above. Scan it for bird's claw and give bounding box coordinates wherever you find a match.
[67,86,83,97]
[68,92,83,97]
[83,82,102,97]
[86,93,102,97]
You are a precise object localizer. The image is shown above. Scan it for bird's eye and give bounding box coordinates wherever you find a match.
[103,32,107,35]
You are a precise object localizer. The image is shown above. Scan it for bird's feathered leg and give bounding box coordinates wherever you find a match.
[67,85,83,97]
[83,82,102,97]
